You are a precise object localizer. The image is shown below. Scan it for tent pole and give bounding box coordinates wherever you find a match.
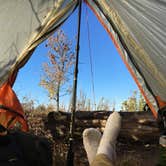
[67,0,82,165]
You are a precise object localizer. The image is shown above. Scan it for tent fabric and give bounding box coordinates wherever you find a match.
[86,0,166,117]
[0,0,77,130]
[0,0,77,87]
[0,0,166,123]
[0,82,28,131]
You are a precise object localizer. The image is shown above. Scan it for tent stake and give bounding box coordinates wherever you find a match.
[67,0,82,165]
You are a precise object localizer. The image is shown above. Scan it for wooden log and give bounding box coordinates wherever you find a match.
[45,111,160,143]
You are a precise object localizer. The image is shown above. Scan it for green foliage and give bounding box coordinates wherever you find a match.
[138,93,146,111]
[121,90,146,112]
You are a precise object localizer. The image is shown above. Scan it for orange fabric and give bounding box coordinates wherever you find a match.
[0,82,28,131]
[156,96,166,109]
[85,0,158,118]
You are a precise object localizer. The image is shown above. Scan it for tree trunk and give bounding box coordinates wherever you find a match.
[56,84,60,112]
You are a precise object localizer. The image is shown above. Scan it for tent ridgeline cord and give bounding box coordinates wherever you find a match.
[86,6,96,111]
[66,0,82,165]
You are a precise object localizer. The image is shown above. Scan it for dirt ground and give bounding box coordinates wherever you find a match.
[53,138,159,166]
[116,141,159,166]
[26,111,160,166]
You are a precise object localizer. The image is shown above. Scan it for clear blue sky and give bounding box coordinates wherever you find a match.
[13,3,138,110]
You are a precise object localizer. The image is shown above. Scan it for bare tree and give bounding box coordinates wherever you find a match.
[97,97,110,111]
[40,30,75,111]
[76,90,111,111]
[76,90,93,111]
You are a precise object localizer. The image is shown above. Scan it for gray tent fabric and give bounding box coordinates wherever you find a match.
[0,0,77,87]
[86,0,166,114]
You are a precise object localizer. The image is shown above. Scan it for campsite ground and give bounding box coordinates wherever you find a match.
[52,137,159,166]
[116,140,159,166]
[26,110,159,166]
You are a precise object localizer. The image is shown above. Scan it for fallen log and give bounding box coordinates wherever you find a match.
[45,111,160,143]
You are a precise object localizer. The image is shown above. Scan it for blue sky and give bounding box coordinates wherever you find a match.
[13,3,138,110]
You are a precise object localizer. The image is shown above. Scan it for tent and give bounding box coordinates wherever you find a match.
[0,0,165,131]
